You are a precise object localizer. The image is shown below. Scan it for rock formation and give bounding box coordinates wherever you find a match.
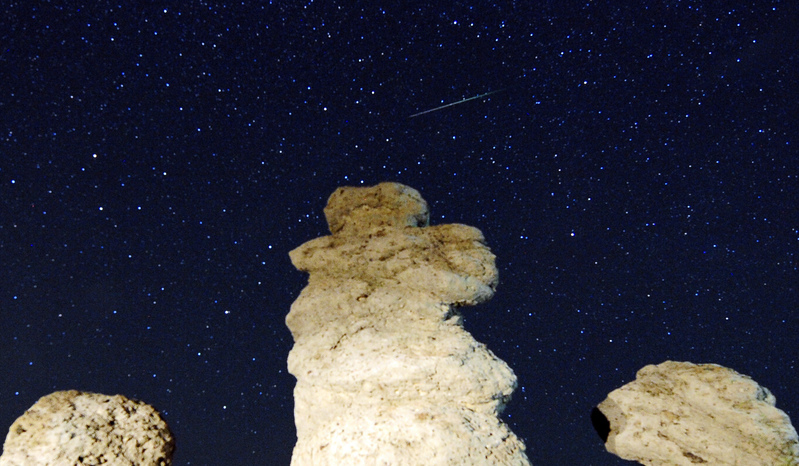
[286,182,530,465]
[0,390,174,466]
[594,360,799,465]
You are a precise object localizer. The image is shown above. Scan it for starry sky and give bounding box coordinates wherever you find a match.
[1,1,797,464]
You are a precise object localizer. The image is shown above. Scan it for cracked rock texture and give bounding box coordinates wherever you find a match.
[286,182,530,466]
[0,390,174,466]
[596,360,799,465]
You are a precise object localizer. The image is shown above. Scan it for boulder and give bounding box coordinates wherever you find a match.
[0,390,174,466]
[595,360,799,465]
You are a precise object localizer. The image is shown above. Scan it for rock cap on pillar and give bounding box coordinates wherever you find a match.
[324,182,430,235]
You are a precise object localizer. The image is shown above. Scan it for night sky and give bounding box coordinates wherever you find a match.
[2,2,797,465]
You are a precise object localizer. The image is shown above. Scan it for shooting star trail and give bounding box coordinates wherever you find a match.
[408,89,505,118]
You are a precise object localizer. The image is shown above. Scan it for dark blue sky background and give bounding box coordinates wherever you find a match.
[2,1,797,464]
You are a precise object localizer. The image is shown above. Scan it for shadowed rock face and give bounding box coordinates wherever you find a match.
[286,182,530,466]
[597,361,799,466]
[0,390,174,466]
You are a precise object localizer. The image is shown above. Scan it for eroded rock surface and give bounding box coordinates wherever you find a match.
[596,360,799,465]
[286,182,530,465]
[0,390,174,466]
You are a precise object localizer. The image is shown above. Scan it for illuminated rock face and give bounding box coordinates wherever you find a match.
[0,390,174,466]
[596,361,799,465]
[286,182,530,466]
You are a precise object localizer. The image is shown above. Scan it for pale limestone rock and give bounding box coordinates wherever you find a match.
[286,182,530,466]
[596,361,799,465]
[323,182,431,235]
[0,390,174,466]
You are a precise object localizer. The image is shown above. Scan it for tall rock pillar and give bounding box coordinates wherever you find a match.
[286,182,530,465]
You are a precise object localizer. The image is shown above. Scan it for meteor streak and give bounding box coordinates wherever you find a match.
[408,89,505,118]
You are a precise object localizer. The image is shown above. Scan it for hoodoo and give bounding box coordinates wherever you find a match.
[286,182,530,465]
